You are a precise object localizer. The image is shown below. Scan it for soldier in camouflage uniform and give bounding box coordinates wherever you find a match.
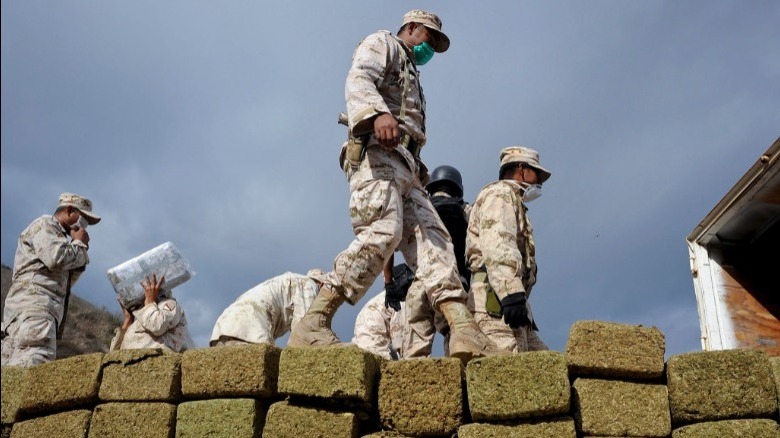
[466,147,551,352]
[352,290,406,360]
[289,10,500,363]
[1,193,100,366]
[111,273,193,352]
[209,270,323,347]
[352,263,440,360]
[404,165,469,358]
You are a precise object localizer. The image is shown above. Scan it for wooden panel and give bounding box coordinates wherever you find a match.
[721,283,780,357]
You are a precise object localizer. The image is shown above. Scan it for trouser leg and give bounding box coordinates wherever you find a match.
[402,280,436,358]
[0,315,56,367]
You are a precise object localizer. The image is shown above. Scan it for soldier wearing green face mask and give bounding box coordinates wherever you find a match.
[290,10,504,364]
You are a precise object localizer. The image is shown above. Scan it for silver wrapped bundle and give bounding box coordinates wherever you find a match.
[107,241,194,309]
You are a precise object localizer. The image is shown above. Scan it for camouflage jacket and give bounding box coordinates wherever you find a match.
[111,295,192,352]
[346,30,426,147]
[351,291,406,360]
[466,180,538,301]
[210,272,319,344]
[2,215,89,327]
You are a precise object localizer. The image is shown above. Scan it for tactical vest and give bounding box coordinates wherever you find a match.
[431,195,470,287]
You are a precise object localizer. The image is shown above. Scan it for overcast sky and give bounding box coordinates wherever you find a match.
[2,1,778,358]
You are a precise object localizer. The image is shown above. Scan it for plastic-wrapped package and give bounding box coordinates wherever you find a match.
[107,242,195,309]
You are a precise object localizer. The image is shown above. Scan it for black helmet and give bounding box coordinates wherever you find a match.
[426,165,464,197]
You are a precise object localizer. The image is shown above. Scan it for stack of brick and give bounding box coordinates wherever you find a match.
[5,352,103,438]
[666,349,779,436]
[1,365,27,438]
[91,348,182,437]
[461,351,575,437]
[565,320,671,438]
[3,319,780,437]
[178,343,281,436]
[266,345,382,437]
[378,357,466,436]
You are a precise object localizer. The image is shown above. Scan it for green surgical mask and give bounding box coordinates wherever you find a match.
[413,41,434,66]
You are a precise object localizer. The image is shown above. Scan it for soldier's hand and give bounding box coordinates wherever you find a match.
[384,281,403,312]
[500,292,530,329]
[71,227,90,247]
[374,113,400,150]
[141,274,165,306]
[117,294,134,329]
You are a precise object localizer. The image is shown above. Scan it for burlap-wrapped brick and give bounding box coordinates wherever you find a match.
[278,345,380,404]
[466,351,570,421]
[19,352,103,416]
[378,358,463,436]
[572,378,671,437]
[672,418,780,437]
[361,432,409,437]
[2,425,10,438]
[458,417,576,438]
[565,320,665,379]
[181,344,280,399]
[1,366,27,425]
[667,349,777,424]
[89,402,176,438]
[99,349,181,402]
[176,398,265,437]
[263,401,358,437]
[10,409,91,438]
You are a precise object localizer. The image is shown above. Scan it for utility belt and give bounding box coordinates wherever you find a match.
[341,133,421,171]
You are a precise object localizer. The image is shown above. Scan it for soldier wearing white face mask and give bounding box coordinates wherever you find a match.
[466,147,551,353]
[289,10,502,364]
[1,192,101,366]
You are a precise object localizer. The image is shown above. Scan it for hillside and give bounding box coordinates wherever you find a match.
[1,264,120,359]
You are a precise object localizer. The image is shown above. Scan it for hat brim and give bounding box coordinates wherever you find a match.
[425,26,450,53]
[500,162,552,183]
[59,201,102,224]
[80,210,102,225]
[530,165,552,184]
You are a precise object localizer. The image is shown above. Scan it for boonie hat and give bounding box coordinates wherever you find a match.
[401,10,450,53]
[58,192,101,225]
[499,146,552,183]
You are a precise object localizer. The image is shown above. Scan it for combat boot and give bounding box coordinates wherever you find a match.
[288,284,346,347]
[439,300,503,364]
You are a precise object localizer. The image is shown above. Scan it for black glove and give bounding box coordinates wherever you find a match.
[384,281,403,311]
[501,292,530,329]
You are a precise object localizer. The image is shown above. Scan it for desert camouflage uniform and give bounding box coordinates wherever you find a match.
[402,280,451,358]
[321,30,464,315]
[1,215,89,366]
[402,189,470,358]
[110,293,192,352]
[210,272,319,346]
[351,291,406,360]
[466,180,548,352]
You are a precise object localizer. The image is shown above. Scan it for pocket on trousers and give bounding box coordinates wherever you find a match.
[15,315,56,348]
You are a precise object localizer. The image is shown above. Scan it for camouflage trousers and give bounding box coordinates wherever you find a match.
[1,312,57,367]
[327,142,466,309]
[403,280,451,358]
[472,312,548,352]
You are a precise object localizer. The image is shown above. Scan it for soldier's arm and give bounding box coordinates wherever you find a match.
[32,220,89,271]
[346,33,393,133]
[476,186,526,299]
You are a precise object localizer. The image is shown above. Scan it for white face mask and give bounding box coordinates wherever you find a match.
[72,215,89,231]
[520,183,543,202]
